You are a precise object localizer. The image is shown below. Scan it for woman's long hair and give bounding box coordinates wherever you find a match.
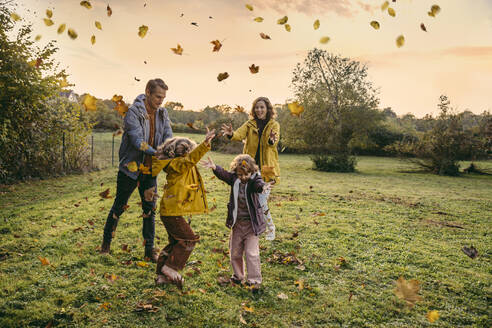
[249,96,276,121]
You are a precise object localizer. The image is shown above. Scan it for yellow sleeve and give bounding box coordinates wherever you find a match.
[231,121,249,141]
[268,121,280,147]
[152,157,171,177]
[168,142,211,173]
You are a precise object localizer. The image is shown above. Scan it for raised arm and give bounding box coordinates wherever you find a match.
[212,165,236,186]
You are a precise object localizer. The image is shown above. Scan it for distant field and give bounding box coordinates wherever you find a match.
[0,134,491,327]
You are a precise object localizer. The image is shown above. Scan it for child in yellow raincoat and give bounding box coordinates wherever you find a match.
[152,128,215,288]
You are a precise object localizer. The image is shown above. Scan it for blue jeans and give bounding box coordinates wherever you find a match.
[102,170,157,250]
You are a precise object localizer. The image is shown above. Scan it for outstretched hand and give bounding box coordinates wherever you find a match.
[262,181,274,193]
[269,130,278,144]
[199,156,216,170]
[220,123,233,137]
[204,127,216,146]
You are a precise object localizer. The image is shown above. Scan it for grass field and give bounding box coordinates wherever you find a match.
[0,134,491,327]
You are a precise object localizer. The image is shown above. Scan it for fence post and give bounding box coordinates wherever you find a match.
[62,132,65,170]
[91,135,94,169]
[112,134,115,167]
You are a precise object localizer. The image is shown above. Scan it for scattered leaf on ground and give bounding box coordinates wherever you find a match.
[427,310,439,323]
[394,276,422,307]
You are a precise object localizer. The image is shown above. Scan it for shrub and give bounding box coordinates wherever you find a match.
[311,153,357,172]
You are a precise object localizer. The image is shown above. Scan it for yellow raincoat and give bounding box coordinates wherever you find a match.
[231,119,280,184]
[152,142,210,216]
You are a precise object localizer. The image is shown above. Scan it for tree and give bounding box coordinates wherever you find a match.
[288,49,382,171]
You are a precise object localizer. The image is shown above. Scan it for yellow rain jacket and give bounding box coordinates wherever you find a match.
[231,119,280,184]
[152,142,210,216]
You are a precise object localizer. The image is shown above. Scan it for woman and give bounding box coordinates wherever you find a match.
[221,96,280,240]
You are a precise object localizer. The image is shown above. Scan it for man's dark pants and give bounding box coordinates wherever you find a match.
[102,171,157,252]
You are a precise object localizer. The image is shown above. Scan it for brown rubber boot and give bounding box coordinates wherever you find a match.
[145,247,159,263]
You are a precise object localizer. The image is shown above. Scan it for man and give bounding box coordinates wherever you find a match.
[100,78,173,262]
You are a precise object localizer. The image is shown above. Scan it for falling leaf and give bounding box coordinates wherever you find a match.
[313,19,320,30]
[95,21,102,30]
[38,256,50,266]
[370,21,380,30]
[107,5,112,17]
[80,1,92,10]
[99,188,111,199]
[217,72,229,82]
[388,7,396,17]
[277,293,288,300]
[245,4,253,11]
[136,261,149,268]
[381,1,389,11]
[259,32,271,40]
[396,35,405,48]
[427,310,439,323]
[46,9,53,18]
[462,246,478,259]
[43,18,54,26]
[285,24,291,32]
[211,40,222,52]
[253,17,263,22]
[67,28,78,40]
[420,23,427,32]
[35,35,42,41]
[138,25,148,38]
[82,94,97,111]
[186,122,198,130]
[171,44,183,55]
[127,161,138,172]
[91,35,96,45]
[191,22,199,27]
[10,13,21,21]
[319,36,330,44]
[277,16,288,25]
[57,24,66,34]
[249,64,259,74]
[393,276,422,307]
[428,4,441,17]
[235,105,245,113]
[287,101,304,116]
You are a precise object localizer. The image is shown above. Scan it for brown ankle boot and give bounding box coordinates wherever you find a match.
[100,241,111,254]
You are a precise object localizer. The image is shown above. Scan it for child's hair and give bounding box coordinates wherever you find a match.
[250,96,276,121]
[156,137,197,159]
[230,154,258,174]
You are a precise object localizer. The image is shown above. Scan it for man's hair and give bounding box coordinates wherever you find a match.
[146,78,168,94]
[230,154,259,174]
[156,137,196,159]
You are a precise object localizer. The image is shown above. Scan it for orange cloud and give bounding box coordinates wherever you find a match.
[252,0,355,17]
[440,46,492,57]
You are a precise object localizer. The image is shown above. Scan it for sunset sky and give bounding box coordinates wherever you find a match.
[12,0,492,116]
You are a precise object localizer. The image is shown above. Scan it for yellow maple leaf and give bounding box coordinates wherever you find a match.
[319,36,330,44]
[427,310,439,323]
[241,304,254,313]
[254,17,263,22]
[67,28,78,40]
[171,44,183,55]
[57,24,66,34]
[43,18,54,26]
[370,21,380,30]
[80,1,92,9]
[138,25,148,38]
[313,19,320,30]
[295,280,304,290]
[287,101,304,116]
[95,21,102,30]
[82,94,97,111]
[114,100,129,117]
[285,24,291,32]
[245,4,253,11]
[112,95,123,103]
[46,9,53,18]
[428,5,441,17]
[381,1,389,11]
[210,40,222,52]
[35,35,42,41]
[127,161,138,172]
[10,13,21,21]
[277,16,288,25]
[388,7,396,17]
[38,256,50,266]
[136,261,149,268]
[394,276,422,307]
[99,302,110,310]
[396,35,405,48]
[91,35,96,45]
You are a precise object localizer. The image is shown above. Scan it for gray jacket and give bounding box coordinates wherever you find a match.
[119,94,173,179]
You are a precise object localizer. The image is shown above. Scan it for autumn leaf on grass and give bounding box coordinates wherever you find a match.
[277,293,288,300]
[370,21,380,30]
[106,273,118,283]
[254,17,263,22]
[99,302,110,311]
[80,1,92,9]
[249,64,259,74]
[396,35,405,48]
[44,18,54,26]
[427,310,439,323]
[277,16,288,25]
[381,1,389,11]
[393,276,422,307]
[138,25,149,38]
[171,44,183,55]
[136,261,149,268]
[241,304,254,313]
[38,256,50,266]
[387,7,396,17]
[294,280,304,290]
[57,24,66,34]
[245,4,253,11]
[319,36,330,44]
[95,21,102,30]
[313,19,320,30]
[239,313,247,324]
[420,23,427,32]
[91,35,96,45]
[99,188,111,199]
[211,40,222,52]
[259,33,271,40]
[287,101,304,116]
[428,5,441,17]
[82,94,97,111]
[46,9,53,18]
[135,302,159,313]
[107,5,112,17]
[10,13,21,21]
[67,28,78,40]
[217,72,229,82]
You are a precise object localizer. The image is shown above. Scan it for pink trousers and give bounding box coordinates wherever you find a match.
[229,219,262,284]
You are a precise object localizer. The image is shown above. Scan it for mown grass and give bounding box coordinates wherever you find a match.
[0,138,491,327]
